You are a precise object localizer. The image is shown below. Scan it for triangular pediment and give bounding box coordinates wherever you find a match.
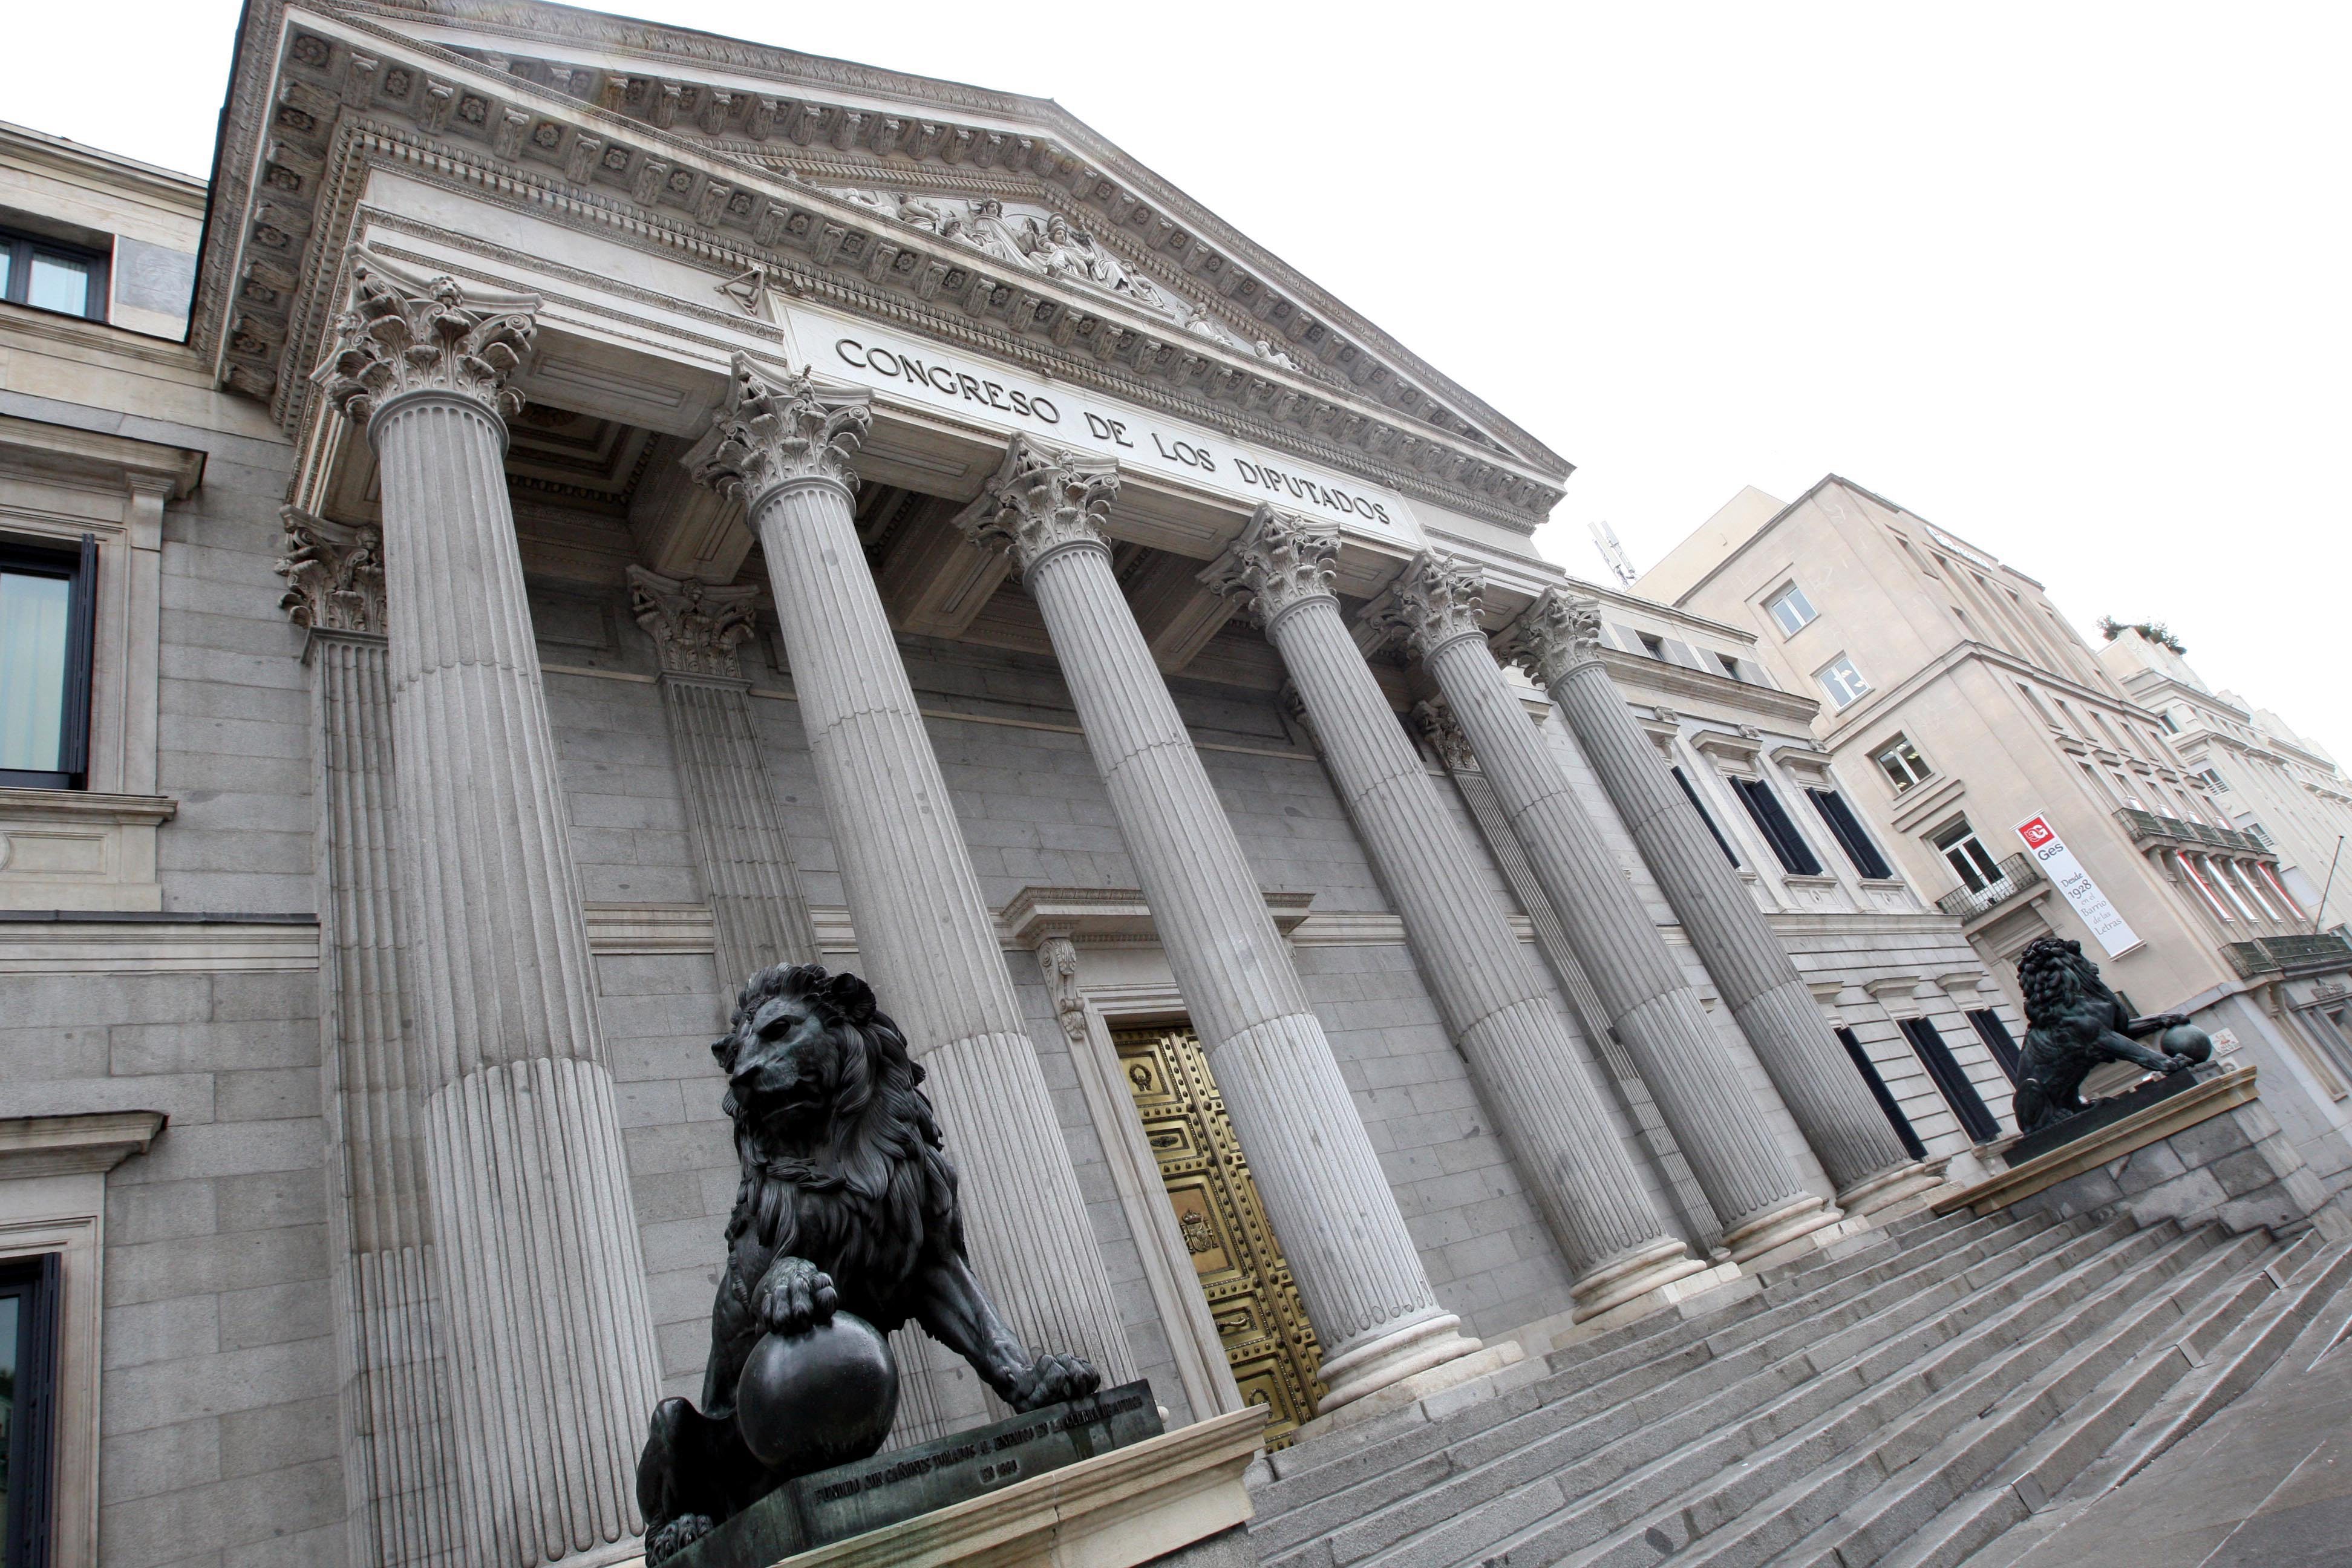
[202,0,1569,531]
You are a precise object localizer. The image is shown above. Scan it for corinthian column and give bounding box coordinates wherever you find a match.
[1368,556,1835,1261]
[685,357,1134,1409]
[278,509,462,1568]
[1498,590,1930,1212]
[953,440,1481,1408]
[321,247,661,1568]
[1204,509,1704,1320]
[626,566,818,993]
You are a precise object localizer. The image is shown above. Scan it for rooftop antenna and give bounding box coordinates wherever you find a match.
[1589,518,1639,587]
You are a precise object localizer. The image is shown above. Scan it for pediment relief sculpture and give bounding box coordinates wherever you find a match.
[823,186,1181,316]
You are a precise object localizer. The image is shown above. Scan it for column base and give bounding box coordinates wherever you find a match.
[1719,1193,1844,1263]
[1569,1236,1713,1322]
[1290,1341,1532,1446]
[1524,1259,1755,1355]
[1314,1308,1486,1413]
[1835,1157,1952,1218]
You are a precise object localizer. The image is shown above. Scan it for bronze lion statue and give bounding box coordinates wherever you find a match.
[2011,936,2195,1133]
[637,963,1098,1560]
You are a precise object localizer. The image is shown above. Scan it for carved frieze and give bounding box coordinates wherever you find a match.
[317,246,541,426]
[1199,506,1340,630]
[687,353,874,507]
[275,505,386,633]
[1495,588,1606,688]
[952,437,1120,577]
[626,565,760,679]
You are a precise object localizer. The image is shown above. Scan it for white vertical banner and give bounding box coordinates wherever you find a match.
[2017,813,2141,957]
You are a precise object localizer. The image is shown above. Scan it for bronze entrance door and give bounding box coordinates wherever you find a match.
[1112,1023,1324,1446]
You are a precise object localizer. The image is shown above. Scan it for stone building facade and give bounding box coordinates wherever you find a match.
[0,8,2060,1566]
[1642,475,2352,1198]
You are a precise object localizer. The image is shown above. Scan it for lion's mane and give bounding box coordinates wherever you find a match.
[2016,935,2117,1034]
[714,964,959,1337]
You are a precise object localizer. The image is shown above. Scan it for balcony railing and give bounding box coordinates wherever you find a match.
[1935,852,2043,921]
[2114,806,2268,856]
[2223,927,2352,979]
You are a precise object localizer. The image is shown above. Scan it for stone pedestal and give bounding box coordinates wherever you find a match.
[322,247,660,1567]
[1500,590,1926,1211]
[1369,556,1833,1263]
[687,358,1134,1416]
[955,442,1478,1410]
[1206,509,1704,1319]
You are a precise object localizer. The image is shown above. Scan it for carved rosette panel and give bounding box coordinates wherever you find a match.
[952,437,1120,577]
[318,246,541,426]
[1365,550,1488,661]
[1199,505,1339,630]
[275,505,387,634]
[1496,587,1607,688]
[626,564,760,679]
[687,351,873,506]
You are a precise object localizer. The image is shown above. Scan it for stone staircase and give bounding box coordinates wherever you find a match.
[1247,1206,2352,1568]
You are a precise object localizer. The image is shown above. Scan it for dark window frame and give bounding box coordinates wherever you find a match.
[2,1251,64,1568]
[0,534,98,789]
[1837,1027,1926,1161]
[1671,765,1740,869]
[1808,786,1895,880]
[1967,1008,2024,1085]
[1732,776,1824,877]
[1900,1015,2002,1143]
[0,226,109,324]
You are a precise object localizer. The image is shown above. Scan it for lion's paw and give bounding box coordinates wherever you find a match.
[645,1514,716,1564]
[1008,1352,1100,1412]
[754,1255,838,1336]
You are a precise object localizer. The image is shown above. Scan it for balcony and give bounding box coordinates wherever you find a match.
[2222,927,2352,979]
[2114,806,2268,856]
[1935,852,2043,921]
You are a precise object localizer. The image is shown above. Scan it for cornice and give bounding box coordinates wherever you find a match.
[1593,647,1820,726]
[332,0,1570,475]
[203,2,1563,529]
[0,1111,167,1178]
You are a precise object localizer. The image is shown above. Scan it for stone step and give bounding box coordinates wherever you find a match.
[1251,1213,2057,1540]
[1749,1227,2276,1568]
[1301,1218,2153,1568]
[1507,1220,2212,1568]
[1917,1235,2352,1568]
[1251,1215,2079,1560]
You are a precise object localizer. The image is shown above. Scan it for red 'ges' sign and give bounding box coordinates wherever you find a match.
[2018,817,2056,850]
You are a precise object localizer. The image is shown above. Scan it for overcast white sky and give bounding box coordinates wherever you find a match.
[13,2,2348,748]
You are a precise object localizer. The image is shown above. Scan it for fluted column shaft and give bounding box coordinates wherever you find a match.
[1416,627,1828,1254]
[659,674,819,989]
[366,391,662,1567]
[308,626,462,1568]
[1512,595,1918,1202]
[745,476,1134,1393]
[1209,515,1701,1318]
[960,443,1478,1407]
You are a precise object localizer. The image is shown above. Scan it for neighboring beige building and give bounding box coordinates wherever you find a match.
[1642,476,2352,1194]
[2099,626,2352,932]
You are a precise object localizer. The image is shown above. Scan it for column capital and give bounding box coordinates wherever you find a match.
[1199,505,1339,630]
[1362,551,1488,662]
[275,506,386,635]
[1412,696,1480,773]
[952,436,1120,578]
[688,351,873,510]
[1496,587,1607,687]
[318,246,540,430]
[626,564,762,680]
